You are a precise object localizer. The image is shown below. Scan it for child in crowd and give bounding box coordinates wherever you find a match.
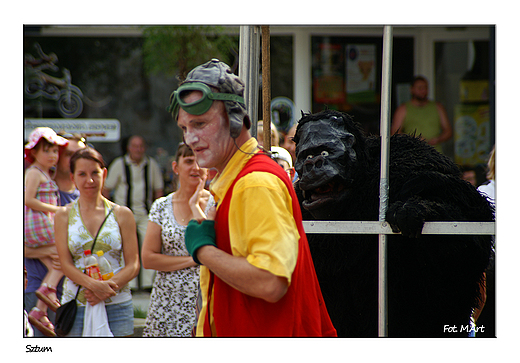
[271,146,295,182]
[24,127,68,336]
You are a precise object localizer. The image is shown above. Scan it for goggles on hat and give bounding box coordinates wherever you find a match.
[167,82,245,119]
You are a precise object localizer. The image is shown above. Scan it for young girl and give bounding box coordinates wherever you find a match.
[24,127,68,336]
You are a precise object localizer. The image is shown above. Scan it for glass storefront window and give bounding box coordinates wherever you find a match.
[434,40,491,163]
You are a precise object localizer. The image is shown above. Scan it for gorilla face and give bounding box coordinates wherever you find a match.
[295,116,357,216]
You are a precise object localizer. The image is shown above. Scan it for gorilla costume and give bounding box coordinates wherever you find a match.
[293,109,494,337]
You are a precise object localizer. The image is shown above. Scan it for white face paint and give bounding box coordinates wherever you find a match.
[177,91,236,172]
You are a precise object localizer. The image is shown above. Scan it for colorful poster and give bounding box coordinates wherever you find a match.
[314,43,345,104]
[454,104,490,165]
[346,44,376,103]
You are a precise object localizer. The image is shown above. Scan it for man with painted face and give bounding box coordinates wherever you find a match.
[169,59,336,337]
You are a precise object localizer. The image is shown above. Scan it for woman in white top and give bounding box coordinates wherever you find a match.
[477,145,495,208]
[55,147,140,336]
[141,143,212,337]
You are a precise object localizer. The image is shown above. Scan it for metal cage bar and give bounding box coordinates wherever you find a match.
[239,25,260,139]
[303,221,495,235]
[377,25,394,337]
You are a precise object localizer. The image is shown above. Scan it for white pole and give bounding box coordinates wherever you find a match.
[293,29,312,115]
[239,26,260,139]
[378,25,393,337]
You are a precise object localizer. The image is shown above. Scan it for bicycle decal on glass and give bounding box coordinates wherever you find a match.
[24,43,84,118]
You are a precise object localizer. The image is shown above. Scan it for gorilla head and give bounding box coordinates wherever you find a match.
[294,109,368,219]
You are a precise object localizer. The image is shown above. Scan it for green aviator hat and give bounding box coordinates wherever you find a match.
[168,59,250,138]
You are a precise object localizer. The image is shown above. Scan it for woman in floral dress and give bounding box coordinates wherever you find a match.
[141,143,212,337]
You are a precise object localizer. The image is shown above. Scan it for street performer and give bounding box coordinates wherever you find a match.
[168,59,336,337]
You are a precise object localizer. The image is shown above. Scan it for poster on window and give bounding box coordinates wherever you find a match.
[454,104,490,165]
[314,43,345,104]
[346,44,376,103]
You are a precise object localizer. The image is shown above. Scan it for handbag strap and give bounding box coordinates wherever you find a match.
[90,204,115,255]
[73,204,116,300]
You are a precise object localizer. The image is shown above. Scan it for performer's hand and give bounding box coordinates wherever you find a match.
[185,219,217,265]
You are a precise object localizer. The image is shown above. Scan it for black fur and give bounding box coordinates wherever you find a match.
[294,109,494,337]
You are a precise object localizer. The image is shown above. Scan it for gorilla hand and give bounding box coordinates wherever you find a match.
[386,198,427,238]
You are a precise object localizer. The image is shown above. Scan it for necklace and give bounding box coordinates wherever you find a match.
[172,193,190,224]
[178,214,191,223]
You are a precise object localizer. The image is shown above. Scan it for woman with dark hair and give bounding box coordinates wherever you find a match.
[54,147,140,336]
[141,143,213,337]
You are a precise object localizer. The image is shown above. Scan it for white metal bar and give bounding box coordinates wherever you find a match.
[292,29,312,120]
[239,26,260,139]
[302,221,496,235]
[379,29,393,221]
[378,25,394,337]
[261,26,271,150]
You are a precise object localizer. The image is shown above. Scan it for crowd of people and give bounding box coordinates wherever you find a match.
[23,59,495,338]
[23,129,300,337]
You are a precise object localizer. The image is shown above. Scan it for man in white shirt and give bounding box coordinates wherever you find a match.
[103,135,164,289]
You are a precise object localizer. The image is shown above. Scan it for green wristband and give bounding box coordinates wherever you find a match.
[185,220,217,264]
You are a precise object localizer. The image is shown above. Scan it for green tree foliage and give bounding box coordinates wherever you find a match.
[142,26,238,81]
